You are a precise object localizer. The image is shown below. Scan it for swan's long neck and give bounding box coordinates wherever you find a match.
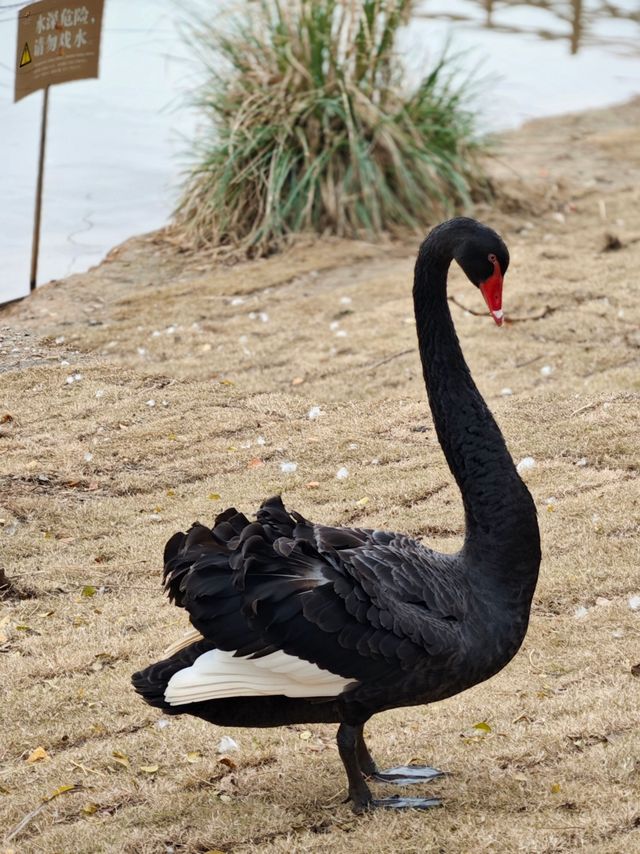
[414,228,540,591]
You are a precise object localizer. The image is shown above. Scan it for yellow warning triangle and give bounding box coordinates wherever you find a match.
[20,42,32,68]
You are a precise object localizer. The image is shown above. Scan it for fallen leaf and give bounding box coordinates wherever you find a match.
[631,664,640,678]
[81,586,97,598]
[473,721,492,733]
[305,481,320,489]
[44,784,77,801]
[166,489,175,497]
[299,730,312,741]
[218,756,236,770]
[208,493,221,501]
[82,802,99,815]
[291,376,304,386]
[550,783,562,794]
[0,413,14,424]
[139,765,159,774]
[186,751,201,763]
[356,497,369,506]
[247,458,264,469]
[26,746,49,763]
[112,751,130,768]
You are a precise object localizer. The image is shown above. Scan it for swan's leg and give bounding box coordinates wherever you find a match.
[357,725,445,787]
[337,723,374,813]
[338,724,442,812]
[355,726,378,777]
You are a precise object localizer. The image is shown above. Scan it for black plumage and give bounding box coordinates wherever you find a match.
[132,217,541,812]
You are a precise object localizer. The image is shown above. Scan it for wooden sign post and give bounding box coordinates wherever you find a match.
[14,0,104,292]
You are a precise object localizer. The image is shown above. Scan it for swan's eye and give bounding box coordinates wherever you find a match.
[488,253,497,264]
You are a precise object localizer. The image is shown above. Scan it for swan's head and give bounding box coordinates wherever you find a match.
[454,227,510,326]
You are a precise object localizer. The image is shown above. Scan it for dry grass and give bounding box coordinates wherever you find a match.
[1,99,639,853]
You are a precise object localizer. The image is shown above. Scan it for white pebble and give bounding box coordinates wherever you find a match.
[516,457,536,474]
[545,496,556,506]
[611,629,625,639]
[308,406,322,420]
[95,389,105,398]
[280,462,297,474]
[230,297,245,306]
[165,325,178,335]
[55,336,65,344]
[217,736,239,753]
[258,312,269,323]
[60,359,70,366]
[149,513,163,522]
[500,387,513,396]
[574,606,589,619]
[335,329,348,338]
[336,466,349,480]
[628,595,640,612]
[137,347,147,356]
[84,452,93,462]
[576,458,587,467]
[340,296,352,305]
[256,436,266,446]
[152,330,161,338]
[146,399,156,407]
[540,365,554,377]
[155,718,170,730]
[329,321,340,332]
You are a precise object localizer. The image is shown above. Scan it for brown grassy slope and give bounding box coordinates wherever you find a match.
[0,99,639,853]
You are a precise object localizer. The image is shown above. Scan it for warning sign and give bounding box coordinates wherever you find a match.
[14,0,104,102]
[20,42,32,67]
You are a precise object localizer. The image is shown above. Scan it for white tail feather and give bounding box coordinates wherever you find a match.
[164,648,354,706]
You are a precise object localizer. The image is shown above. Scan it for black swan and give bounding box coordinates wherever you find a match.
[132,217,541,812]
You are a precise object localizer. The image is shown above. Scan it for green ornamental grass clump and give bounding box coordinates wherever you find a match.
[176,0,490,255]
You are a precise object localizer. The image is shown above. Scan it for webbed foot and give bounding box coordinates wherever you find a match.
[372,764,446,786]
[371,794,442,810]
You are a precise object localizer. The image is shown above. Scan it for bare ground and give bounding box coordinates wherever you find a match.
[0,98,639,854]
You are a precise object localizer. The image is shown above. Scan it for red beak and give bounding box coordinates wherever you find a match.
[480,261,504,326]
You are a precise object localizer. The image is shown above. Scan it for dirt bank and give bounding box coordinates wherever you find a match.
[1,99,639,854]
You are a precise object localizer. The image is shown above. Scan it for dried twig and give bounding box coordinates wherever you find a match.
[447,296,558,323]
[4,785,79,843]
[362,348,413,371]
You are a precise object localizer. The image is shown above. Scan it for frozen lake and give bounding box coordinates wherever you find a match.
[1,0,639,304]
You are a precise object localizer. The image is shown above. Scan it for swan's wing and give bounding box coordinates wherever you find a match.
[163,497,465,700]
